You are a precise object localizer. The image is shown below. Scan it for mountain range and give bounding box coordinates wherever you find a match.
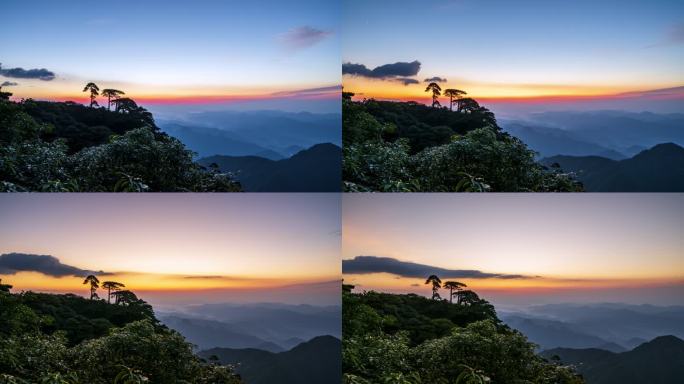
[158,110,341,159]
[541,143,684,191]
[500,303,684,351]
[541,335,684,384]
[199,143,341,192]
[199,335,341,384]
[501,110,684,159]
[159,302,341,351]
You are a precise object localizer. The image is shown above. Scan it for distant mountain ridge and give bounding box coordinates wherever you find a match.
[158,110,341,159]
[542,335,684,384]
[501,303,684,352]
[501,110,684,160]
[542,142,684,191]
[159,302,341,351]
[200,143,341,192]
[200,335,341,384]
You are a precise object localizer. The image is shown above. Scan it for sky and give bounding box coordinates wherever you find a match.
[1,0,340,112]
[342,0,684,113]
[0,194,341,306]
[342,194,684,307]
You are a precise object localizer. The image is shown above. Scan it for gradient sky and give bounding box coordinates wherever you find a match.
[0,194,341,306]
[1,0,340,111]
[343,194,684,306]
[342,0,684,109]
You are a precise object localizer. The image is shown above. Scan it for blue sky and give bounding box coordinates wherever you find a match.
[342,0,684,107]
[1,0,340,111]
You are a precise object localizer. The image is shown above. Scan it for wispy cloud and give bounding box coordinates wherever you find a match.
[278,26,332,51]
[1,81,18,87]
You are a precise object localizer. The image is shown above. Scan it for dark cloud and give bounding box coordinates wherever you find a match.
[424,76,447,83]
[0,253,108,277]
[343,256,531,279]
[0,64,55,81]
[343,60,421,79]
[1,81,18,87]
[395,77,420,86]
[279,26,332,50]
[410,283,420,287]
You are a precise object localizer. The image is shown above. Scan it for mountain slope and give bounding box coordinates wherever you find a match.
[503,122,626,159]
[200,336,341,384]
[503,315,613,351]
[543,143,684,191]
[160,123,282,159]
[542,335,684,384]
[200,143,341,192]
[160,316,282,352]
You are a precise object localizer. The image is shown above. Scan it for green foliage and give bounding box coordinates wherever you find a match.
[342,287,584,384]
[343,98,582,192]
[0,99,241,191]
[0,288,242,384]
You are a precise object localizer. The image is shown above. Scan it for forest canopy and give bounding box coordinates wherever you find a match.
[0,278,242,384]
[0,84,241,192]
[342,92,582,192]
[342,280,584,383]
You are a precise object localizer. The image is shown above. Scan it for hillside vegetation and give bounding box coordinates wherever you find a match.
[342,91,582,192]
[342,279,584,383]
[0,85,240,192]
[0,279,242,383]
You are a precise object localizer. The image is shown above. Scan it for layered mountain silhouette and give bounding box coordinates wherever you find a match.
[161,123,284,159]
[200,336,341,384]
[160,303,341,351]
[542,143,684,191]
[200,143,342,192]
[501,303,684,351]
[542,335,684,384]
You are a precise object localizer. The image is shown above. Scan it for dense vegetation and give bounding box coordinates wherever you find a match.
[0,85,240,191]
[342,91,582,192]
[0,278,242,383]
[342,278,584,383]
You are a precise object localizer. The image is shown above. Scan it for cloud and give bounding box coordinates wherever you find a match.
[1,81,18,87]
[0,253,108,277]
[343,60,421,79]
[0,64,55,81]
[666,23,684,44]
[343,256,532,279]
[395,77,420,86]
[270,85,341,97]
[424,76,447,83]
[278,26,332,50]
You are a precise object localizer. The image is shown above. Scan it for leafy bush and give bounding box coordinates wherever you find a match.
[342,287,584,383]
[342,98,582,192]
[0,99,241,192]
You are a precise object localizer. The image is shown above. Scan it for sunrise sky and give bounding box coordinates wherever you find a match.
[1,0,340,112]
[342,194,684,307]
[0,194,341,306]
[342,0,684,112]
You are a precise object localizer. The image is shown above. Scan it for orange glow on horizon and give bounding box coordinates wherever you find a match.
[343,76,684,105]
[1,271,339,294]
[343,272,684,296]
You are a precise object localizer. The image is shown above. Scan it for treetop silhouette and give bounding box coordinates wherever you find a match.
[83,82,100,108]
